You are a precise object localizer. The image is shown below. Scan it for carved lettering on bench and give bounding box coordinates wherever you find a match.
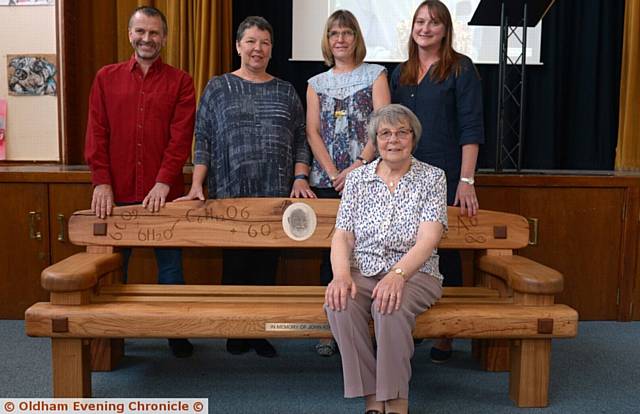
[465,233,487,243]
[121,210,138,221]
[456,215,478,230]
[137,219,180,242]
[108,209,140,241]
[109,231,123,241]
[455,215,487,244]
[91,202,329,243]
[185,208,225,223]
[248,224,271,238]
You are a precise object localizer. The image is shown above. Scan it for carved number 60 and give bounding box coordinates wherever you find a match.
[248,224,271,238]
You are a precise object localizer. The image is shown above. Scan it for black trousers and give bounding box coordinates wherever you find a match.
[312,187,341,286]
[221,248,280,285]
[442,174,462,287]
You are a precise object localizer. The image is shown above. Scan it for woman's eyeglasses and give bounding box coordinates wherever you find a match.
[377,128,413,141]
[328,29,355,40]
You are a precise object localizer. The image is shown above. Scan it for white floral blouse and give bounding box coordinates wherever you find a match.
[335,157,448,280]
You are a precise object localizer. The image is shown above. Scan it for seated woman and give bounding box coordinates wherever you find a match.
[325,104,447,414]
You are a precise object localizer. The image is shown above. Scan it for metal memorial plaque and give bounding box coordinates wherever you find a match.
[265,323,330,332]
[281,202,317,241]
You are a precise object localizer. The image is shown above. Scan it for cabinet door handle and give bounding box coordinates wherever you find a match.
[28,211,42,240]
[57,213,66,242]
[527,217,539,246]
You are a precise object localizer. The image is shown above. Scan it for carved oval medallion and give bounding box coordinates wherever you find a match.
[282,202,317,241]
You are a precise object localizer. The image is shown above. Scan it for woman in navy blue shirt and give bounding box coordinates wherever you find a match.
[390,0,484,362]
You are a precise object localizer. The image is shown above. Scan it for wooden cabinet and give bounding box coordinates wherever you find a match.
[1,168,639,320]
[476,174,639,321]
[0,183,50,318]
[0,170,106,318]
[49,183,94,263]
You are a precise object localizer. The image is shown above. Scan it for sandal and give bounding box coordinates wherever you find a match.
[315,339,337,356]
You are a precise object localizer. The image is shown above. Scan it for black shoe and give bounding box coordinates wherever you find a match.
[226,338,251,355]
[430,346,452,363]
[248,339,277,358]
[168,338,193,358]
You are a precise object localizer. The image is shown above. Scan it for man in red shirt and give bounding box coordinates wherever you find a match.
[85,6,195,357]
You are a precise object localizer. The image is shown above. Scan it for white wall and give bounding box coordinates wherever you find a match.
[0,4,58,161]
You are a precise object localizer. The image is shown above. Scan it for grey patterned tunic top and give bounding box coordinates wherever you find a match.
[335,158,448,279]
[194,73,311,198]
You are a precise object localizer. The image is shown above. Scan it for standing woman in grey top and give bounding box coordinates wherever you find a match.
[307,9,390,356]
[179,16,315,358]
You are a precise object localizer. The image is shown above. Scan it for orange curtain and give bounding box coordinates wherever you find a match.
[615,0,640,170]
[115,0,233,100]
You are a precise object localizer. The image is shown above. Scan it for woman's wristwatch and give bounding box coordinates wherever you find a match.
[460,176,475,185]
[294,174,308,181]
[391,267,407,281]
[356,156,368,165]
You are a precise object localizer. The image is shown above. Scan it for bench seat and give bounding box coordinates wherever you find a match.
[26,284,577,339]
[26,295,577,339]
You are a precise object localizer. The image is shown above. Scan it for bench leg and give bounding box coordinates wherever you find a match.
[91,338,124,371]
[509,339,550,407]
[472,339,510,371]
[51,338,91,397]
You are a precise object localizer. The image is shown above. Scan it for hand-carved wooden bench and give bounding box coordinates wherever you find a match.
[25,198,578,407]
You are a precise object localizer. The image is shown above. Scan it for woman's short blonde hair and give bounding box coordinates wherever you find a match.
[368,104,422,152]
[320,10,367,67]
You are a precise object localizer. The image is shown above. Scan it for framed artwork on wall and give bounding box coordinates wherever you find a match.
[6,54,57,96]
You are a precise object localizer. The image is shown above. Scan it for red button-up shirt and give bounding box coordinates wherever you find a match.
[85,55,195,203]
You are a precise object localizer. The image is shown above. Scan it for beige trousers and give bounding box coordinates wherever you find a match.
[326,269,442,401]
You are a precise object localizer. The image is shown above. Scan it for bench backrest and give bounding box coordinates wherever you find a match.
[68,198,529,250]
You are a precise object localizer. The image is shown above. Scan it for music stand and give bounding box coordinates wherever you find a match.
[469,0,555,171]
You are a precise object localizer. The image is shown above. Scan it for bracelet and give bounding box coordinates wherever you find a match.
[356,156,368,165]
[294,174,308,181]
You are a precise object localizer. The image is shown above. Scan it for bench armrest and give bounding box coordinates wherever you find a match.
[41,253,122,292]
[476,255,563,295]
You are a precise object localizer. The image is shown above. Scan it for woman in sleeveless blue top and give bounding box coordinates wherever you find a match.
[306,9,390,360]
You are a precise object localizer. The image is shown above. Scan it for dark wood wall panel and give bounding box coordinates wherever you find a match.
[519,188,624,320]
[61,0,118,165]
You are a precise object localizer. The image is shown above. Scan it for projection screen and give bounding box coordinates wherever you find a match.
[292,0,543,64]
